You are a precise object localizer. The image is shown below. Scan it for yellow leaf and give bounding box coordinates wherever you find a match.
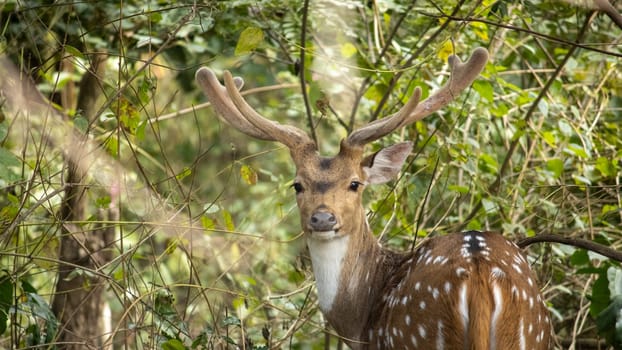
[470,22,489,41]
[437,41,454,62]
[240,164,258,185]
[340,42,357,58]
[222,210,235,232]
[235,27,264,56]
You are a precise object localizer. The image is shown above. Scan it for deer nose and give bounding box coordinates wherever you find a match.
[309,211,337,232]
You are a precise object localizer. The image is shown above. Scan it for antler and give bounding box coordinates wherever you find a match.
[344,47,489,148]
[195,67,315,150]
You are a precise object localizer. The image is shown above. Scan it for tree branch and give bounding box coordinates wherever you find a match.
[518,234,622,262]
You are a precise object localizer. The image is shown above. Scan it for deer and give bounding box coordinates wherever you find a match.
[195,47,551,349]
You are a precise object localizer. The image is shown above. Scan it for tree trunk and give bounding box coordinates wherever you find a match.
[51,53,115,350]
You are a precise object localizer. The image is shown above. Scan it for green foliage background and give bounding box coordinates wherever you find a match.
[0,0,621,349]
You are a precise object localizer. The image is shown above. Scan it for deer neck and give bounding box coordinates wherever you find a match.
[306,220,406,344]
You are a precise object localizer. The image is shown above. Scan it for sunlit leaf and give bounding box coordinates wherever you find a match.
[201,216,215,232]
[235,27,264,55]
[340,42,357,58]
[222,210,235,232]
[473,80,493,102]
[161,339,185,350]
[437,40,454,62]
[176,167,192,180]
[470,21,489,41]
[240,164,257,185]
[546,158,564,178]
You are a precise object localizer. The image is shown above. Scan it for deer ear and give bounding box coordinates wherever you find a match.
[362,142,412,184]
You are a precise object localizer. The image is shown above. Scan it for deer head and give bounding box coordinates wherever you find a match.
[195,48,489,243]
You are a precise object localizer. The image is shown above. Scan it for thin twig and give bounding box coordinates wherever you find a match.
[299,0,318,146]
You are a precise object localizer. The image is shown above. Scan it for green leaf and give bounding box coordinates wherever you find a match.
[0,147,21,183]
[73,116,89,134]
[0,273,12,335]
[161,339,187,350]
[222,315,240,327]
[608,267,622,298]
[478,153,498,173]
[340,42,357,58]
[546,158,564,178]
[201,216,215,231]
[96,196,111,209]
[0,147,19,167]
[590,272,611,317]
[448,185,469,194]
[564,144,588,159]
[542,131,557,147]
[596,295,622,347]
[222,210,235,232]
[0,121,8,141]
[473,80,494,103]
[235,27,264,55]
[595,157,616,177]
[176,167,192,180]
[569,249,589,267]
[63,44,85,59]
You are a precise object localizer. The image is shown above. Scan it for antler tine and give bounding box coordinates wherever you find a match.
[345,47,489,148]
[196,67,274,141]
[222,71,315,150]
[195,68,314,150]
[344,87,421,148]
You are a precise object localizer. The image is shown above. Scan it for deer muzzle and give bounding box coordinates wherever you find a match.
[309,210,338,232]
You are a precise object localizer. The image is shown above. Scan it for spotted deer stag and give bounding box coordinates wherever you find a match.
[195,47,551,349]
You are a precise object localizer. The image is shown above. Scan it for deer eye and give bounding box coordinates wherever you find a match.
[292,182,304,194]
[349,181,363,192]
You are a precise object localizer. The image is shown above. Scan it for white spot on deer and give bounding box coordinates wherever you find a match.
[433,255,445,264]
[519,318,526,350]
[459,283,469,332]
[425,256,433,265]
[420,301,426,310]
[490,284,503,345]
[512,263,522,274]
[491,266,505,279]
[411,334,418,347]
[456,267,467,277]
[405,314,411,326]
[527,277,533,286]
[418,324,426,338]
[415,281,421,290]
[444,281,451,293]
[401,296,408,305]
[432,287,439,300]
[436,320,445,350]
